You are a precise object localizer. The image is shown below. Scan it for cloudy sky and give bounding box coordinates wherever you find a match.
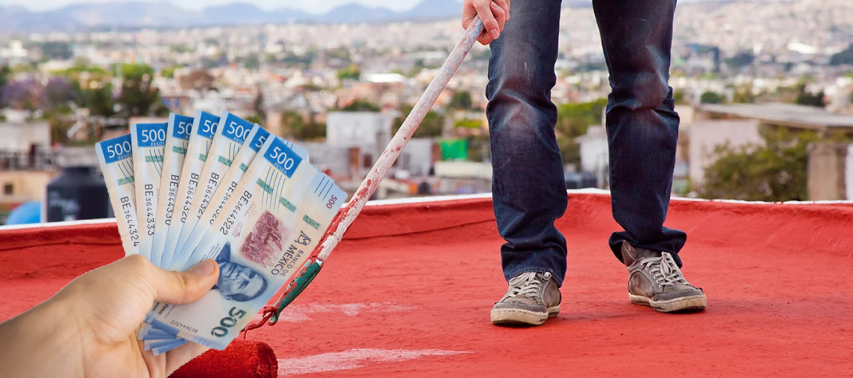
[0,0,449,13]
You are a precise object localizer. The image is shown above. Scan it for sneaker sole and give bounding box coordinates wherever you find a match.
[490,306,560,326]
[629,294,707,313]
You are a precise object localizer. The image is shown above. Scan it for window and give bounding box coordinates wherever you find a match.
[3,183,13,195]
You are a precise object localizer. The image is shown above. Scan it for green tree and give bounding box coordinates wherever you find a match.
[725,51,755,69]
[673,89,686,104]
[466,134,491,162]
[0,65,10,90]
[117,64,161,116]
[700,91,725,104]
[698,127,824,201]
[733,86,755,104]
[281,111,326,140]
[830,46,853,66]
[337,64,361,81]
[39,42,73,60]
[394,104,445,138]
[253,86,265,123]
[80,83,116,117]
[448,91,473,110]
[340,99,380,112]
[554,98,607,165]
[244,55,261,70]
[794,84,825,108]
[245,115,263,125]
[454,119,482,129]
[280,111,304,137]
[161,66,181,79]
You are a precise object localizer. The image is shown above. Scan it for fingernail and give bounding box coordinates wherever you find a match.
[190,260,215,276]
[490,28,500,39]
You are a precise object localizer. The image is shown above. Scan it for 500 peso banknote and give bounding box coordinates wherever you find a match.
[96,134,140,256]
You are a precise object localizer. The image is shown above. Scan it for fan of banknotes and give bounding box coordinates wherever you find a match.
[95,111,346,356]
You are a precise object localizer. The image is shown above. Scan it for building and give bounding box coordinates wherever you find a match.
[326,111,393,178]
[807,143,853,200]
[0,112,56,223]
[690,103,853,188]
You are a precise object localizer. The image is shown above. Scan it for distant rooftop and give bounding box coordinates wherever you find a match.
[697,103,853,130]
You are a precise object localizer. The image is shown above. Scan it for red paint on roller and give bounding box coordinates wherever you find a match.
[171,339,277,378]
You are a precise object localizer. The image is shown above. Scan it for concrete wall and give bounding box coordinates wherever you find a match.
[326,112,393,161]
[298,142,351,178]
[0,170,56,203]
[807,143,851,201]
[399,138,433,177]
[689,119,763,185]
[577,126,608,186]
[0,122,51,152]
[848,145,853,201]
[434,161,492,180]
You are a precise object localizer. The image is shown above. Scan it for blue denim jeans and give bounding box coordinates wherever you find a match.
[486,0,687,286]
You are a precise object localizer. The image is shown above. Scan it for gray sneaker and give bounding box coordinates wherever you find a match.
[621,241,707,313]
[490,272,561,326]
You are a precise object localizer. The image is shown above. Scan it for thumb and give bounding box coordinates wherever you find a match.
[147,259,220,305]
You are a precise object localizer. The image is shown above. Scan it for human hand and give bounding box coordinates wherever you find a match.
[0,254,220,378]
[462,0,510,45]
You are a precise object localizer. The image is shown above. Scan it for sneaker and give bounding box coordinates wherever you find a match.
[621,241,707,313]
[490,272,561,326]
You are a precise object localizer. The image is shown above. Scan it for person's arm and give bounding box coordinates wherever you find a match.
[0,292,84,376]
[0,255,219,378]
[462,0,511,45]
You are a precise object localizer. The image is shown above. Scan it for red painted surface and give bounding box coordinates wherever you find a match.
[2,193,853,377]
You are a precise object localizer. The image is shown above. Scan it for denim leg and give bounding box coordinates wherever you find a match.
[592,0,688,266]
[487,0,568,285]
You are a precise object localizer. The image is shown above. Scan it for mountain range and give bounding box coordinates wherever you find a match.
[0,0,466,32]
[0,0,800,33]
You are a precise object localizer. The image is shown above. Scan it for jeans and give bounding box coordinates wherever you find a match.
[486,0,687,286]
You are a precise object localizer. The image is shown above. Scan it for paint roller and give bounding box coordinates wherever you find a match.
[171,340,277,378]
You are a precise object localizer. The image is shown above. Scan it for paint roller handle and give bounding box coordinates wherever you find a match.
[316,16,485,262]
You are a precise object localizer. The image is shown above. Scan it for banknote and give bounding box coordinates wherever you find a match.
[150,113,194,267]
[146,338,189,356]
[172,113,254,261]
[96,134,140,256]
[131,122,168,260]
[145,137,346,350]
[138,323,178,341]
[176,127,311,269]
[161,111,220,269]
[143,338,186,351]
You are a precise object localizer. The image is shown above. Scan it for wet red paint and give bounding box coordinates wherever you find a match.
[2,193,853,377]
[172,339,277,378]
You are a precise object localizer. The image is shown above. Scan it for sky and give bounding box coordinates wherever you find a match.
[0,0,446,14]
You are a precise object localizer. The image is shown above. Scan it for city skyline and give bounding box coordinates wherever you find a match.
[0,0,450,13]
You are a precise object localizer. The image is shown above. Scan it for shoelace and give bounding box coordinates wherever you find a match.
[507,272,549,298]
[640,253,689,287]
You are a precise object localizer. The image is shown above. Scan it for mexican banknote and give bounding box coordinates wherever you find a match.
[161,111,220,268]
[150,113,194,266]
[96,134,140,256]
[131,122,168,260]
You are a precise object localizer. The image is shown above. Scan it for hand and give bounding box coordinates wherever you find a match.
[0,254,220,378]
[462,0,510,45]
